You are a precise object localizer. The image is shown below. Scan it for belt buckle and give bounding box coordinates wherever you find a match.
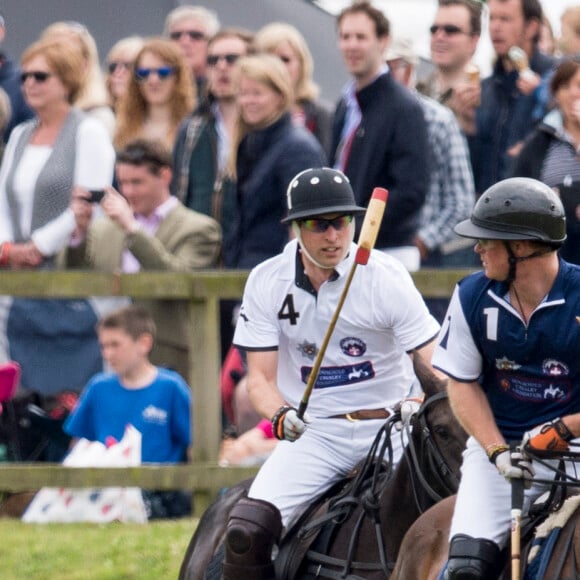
[345,412,359,422]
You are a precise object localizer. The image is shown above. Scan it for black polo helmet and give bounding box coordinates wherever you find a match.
[454,177,566,244]
[281,167,366,223]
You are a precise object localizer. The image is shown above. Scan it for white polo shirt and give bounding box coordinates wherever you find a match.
[233,239,440,417]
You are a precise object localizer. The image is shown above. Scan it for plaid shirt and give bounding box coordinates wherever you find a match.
[417,94,475,252]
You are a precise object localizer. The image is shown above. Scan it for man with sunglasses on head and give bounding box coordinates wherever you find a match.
[220,167,441,578]
[164,5,220,102]
[416,0,483,136]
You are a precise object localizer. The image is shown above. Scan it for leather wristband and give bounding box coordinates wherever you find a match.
[553,418,573,441]
[271,405,293,441]
[486,443,509,464]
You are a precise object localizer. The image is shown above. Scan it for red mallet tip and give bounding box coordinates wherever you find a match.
[371,187,388,203]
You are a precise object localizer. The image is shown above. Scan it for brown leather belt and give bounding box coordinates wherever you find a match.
[328,408,391,422]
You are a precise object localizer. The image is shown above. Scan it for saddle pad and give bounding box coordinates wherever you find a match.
[525,493,580,579]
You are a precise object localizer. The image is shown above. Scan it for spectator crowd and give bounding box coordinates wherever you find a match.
[0,0,578,469]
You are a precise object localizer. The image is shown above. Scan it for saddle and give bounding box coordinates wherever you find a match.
[275,458,391,579]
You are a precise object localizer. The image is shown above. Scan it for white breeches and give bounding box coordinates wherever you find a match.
[248,417,405,527]
[450,436,568,546]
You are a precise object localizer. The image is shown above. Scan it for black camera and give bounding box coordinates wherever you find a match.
[88,190,106,203]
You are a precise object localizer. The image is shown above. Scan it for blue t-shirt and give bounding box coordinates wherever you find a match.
[441,259,580,440]
[64,367,191,463]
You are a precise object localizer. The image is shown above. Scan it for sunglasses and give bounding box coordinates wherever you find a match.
[170,30,206,41]
[300,215,353,233]
[207,53,241,67]
[108,61,133,74]
[20,71,52,84]
[135,66,175,81]
[430,24,467,36]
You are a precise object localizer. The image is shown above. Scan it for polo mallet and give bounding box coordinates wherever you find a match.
[511,445,525,580]
[296,187,388,420]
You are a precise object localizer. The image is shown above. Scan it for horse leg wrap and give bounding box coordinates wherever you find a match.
[222,497,282,579]
[446,534,501,580]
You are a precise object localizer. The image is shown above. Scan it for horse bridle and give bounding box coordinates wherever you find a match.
[404,391,461,512]
[298,392,459,578]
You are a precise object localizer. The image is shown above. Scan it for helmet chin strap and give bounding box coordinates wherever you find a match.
[503,241,552,284]
[291,221,355,270]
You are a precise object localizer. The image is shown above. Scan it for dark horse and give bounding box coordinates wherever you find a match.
[179,356,467,579]
[392,448,580,579]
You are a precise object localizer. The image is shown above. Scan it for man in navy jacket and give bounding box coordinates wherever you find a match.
[471,0,554,194]
[331,1,429,272]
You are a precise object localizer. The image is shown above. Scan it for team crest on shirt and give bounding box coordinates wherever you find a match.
[340,337,366,357]
[542,359,569,377]
[297,340,319,360]
[495,356,521,371]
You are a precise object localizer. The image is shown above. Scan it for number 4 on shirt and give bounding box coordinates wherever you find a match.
[278,294,300,325]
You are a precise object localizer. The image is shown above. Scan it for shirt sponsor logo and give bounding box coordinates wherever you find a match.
[142,405,168,424]
[301,361,375,389]
[496,371,570,403]
[297,340,319,360]
[495,356,521,371]
[542,359,569,377]
[340,337,367,357]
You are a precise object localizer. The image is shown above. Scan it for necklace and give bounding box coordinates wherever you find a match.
[511,283,528,325]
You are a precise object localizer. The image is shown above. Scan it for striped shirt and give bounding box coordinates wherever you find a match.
[416,94,475,252]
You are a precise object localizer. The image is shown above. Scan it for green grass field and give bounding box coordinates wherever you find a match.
[0,518,198,579]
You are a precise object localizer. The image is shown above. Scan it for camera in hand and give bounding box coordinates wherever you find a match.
[88,190,105,203]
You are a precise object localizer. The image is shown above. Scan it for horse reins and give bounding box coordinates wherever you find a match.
[299,414,400,578]
[300,392,457,578]
[404,391,460,513]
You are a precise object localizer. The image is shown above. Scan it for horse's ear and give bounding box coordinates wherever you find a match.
[412,350,448,399]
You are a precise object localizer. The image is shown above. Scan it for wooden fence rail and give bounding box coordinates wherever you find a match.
[0,268,470,514]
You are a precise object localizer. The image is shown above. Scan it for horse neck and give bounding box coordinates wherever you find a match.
[379,448,426,556]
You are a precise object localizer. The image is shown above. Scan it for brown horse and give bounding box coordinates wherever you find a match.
[179,356,467,579]
[392,451,580,579]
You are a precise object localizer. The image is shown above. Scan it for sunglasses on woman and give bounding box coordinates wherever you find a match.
[108,61,133,74]
[20,71,52,84]
[299,215,353,233]
[135,66,175,81]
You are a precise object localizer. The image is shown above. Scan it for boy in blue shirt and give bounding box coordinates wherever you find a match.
[64,305,192,518]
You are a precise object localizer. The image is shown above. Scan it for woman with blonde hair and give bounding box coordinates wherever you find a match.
[114,37,195,151]
[41,21,115,136]
[224,53,326,268]
[0,37,114,265]
[254,22,333,155]
[0,38,114,436]
[104,35,145,111]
